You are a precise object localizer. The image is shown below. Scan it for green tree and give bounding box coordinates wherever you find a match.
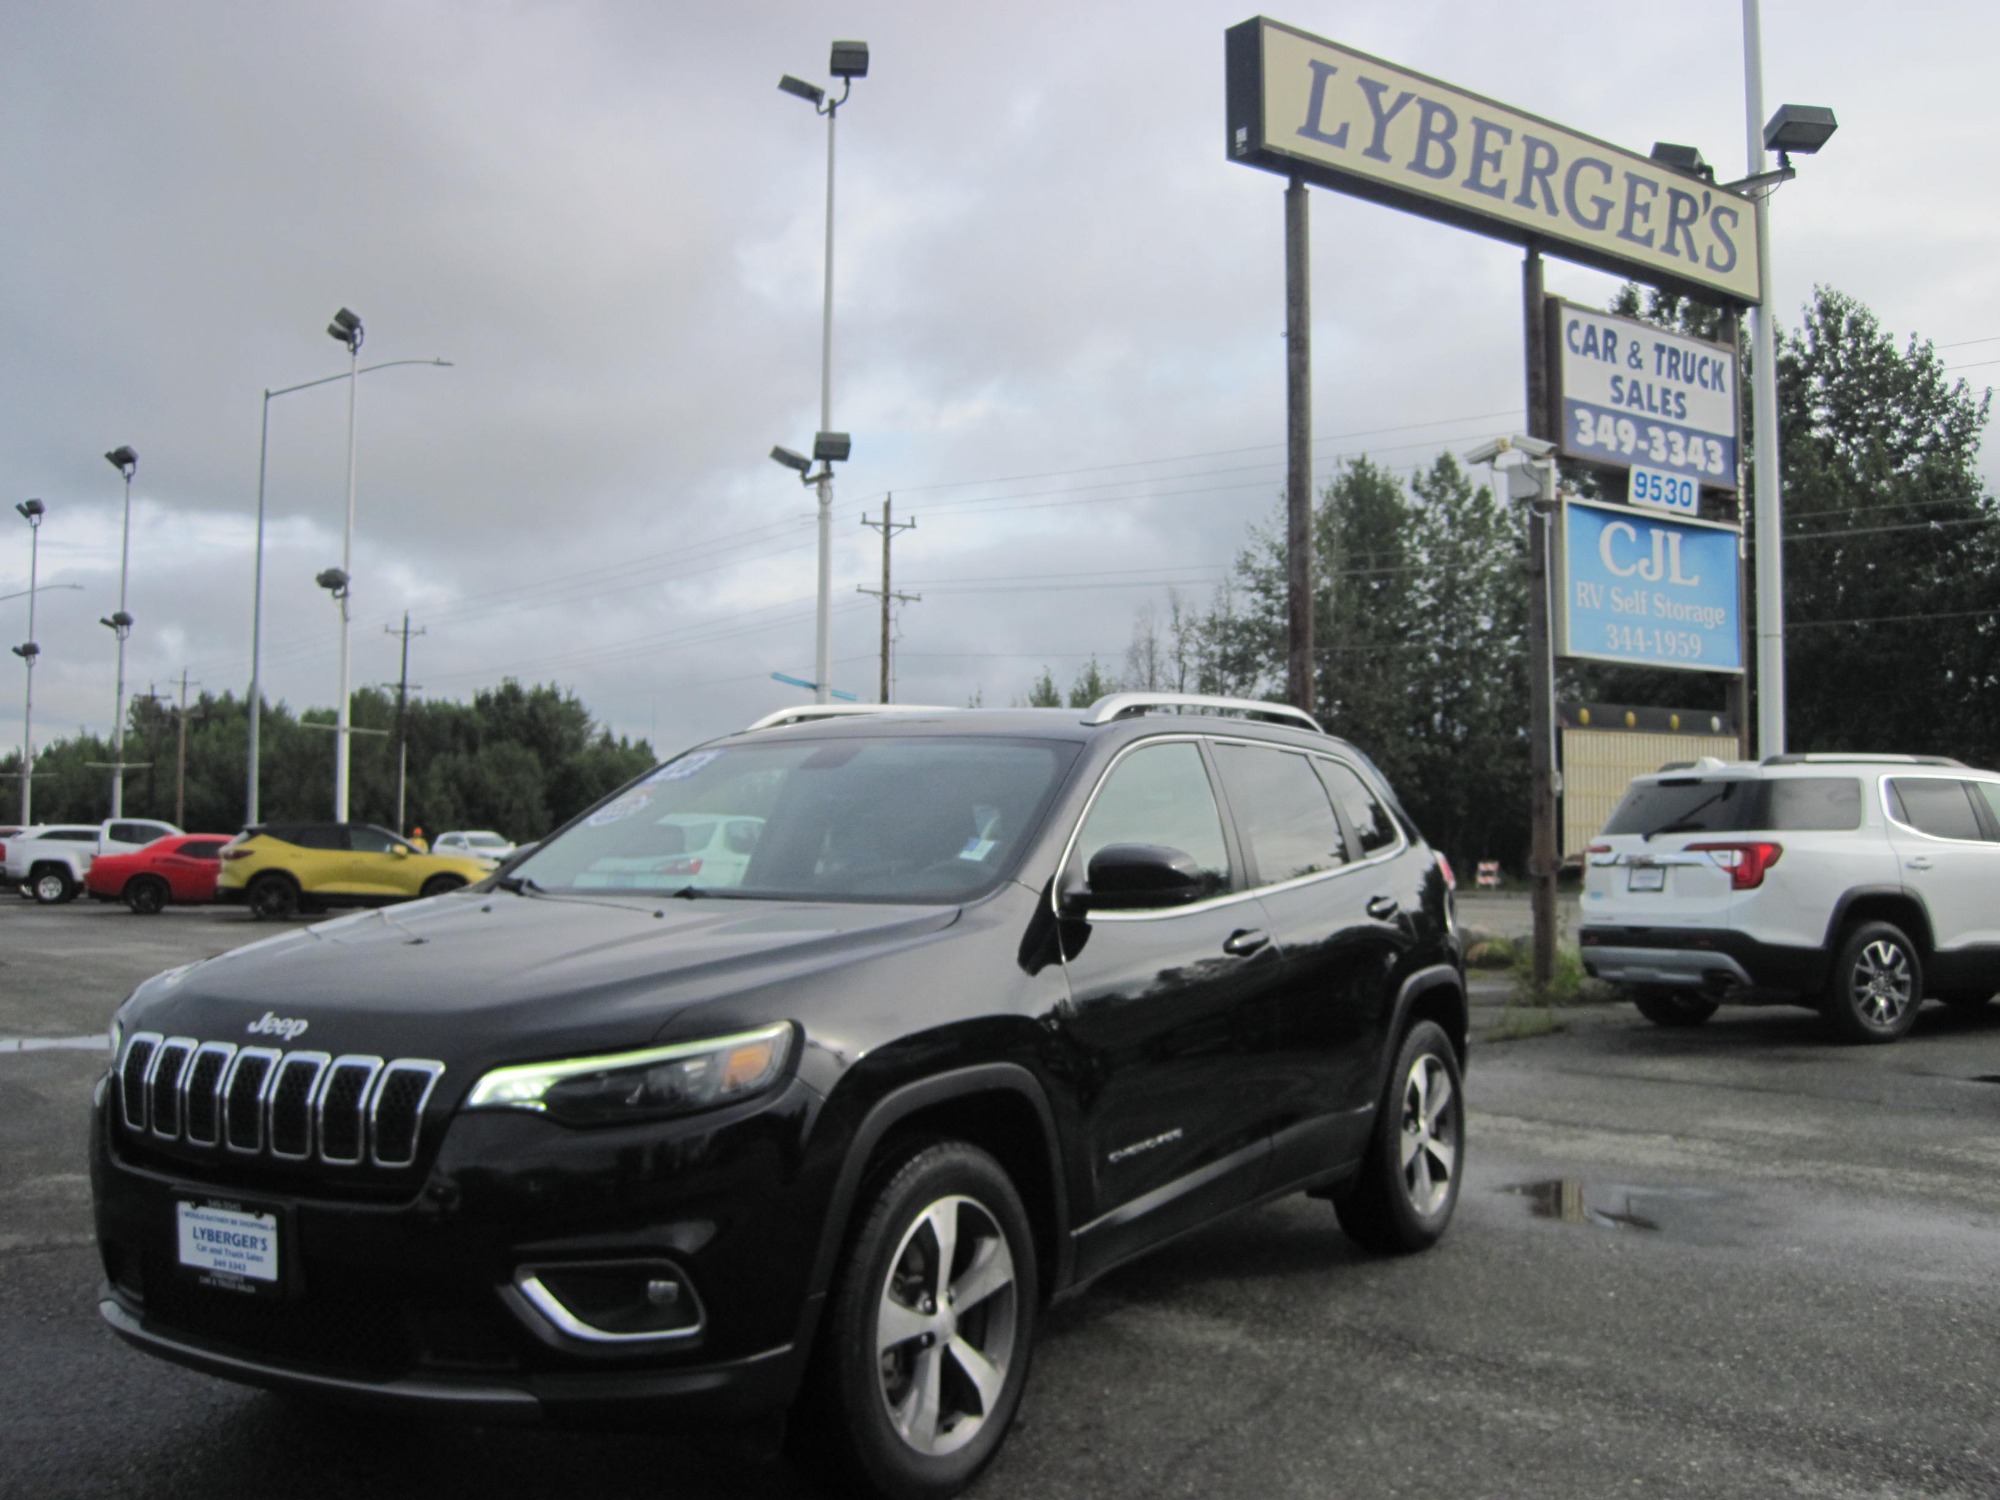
[1771,289,1996,760]
[1065,658,1118,708]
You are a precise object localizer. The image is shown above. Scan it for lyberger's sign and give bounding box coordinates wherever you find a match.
[1225,18,1762,305]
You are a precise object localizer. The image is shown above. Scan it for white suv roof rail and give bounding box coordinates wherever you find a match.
[1081,692,1324,734]
[743,704,959,732]
[1760,752,1969,768]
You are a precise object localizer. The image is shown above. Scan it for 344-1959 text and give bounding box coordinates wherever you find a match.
[1603,624,1704,659]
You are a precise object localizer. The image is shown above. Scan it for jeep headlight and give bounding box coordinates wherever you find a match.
[465,1023,794,1126]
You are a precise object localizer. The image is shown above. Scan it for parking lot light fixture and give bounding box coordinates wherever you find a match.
[102,446,138,816]
[246,353,451,827]
[1763,103,1838,164]
[326,307,364,823]
[13,498,45,823]
[777,41,867,704]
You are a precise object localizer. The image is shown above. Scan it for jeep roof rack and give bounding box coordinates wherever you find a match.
[1081,692,1324,734]
[743,704,959,732]
[1760,752,1969,768]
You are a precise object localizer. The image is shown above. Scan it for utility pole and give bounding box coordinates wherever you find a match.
[1284,174,1314,717]
[173,669,201,829]
[385,614,425,835]
[858,497,918,703]
[1523,246,1558,994]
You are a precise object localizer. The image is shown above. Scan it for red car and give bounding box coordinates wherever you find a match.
[85,834,234,914]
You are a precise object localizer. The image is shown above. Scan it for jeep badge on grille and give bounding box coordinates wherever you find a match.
[245,1012,309,1041]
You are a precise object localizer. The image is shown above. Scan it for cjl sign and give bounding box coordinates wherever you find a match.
[1557,500,1742,673]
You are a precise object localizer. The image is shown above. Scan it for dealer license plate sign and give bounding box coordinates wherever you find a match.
[177,1201,279,1284]
[1627,864,1666,892]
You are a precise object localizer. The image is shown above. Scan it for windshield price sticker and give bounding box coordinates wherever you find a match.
[1555,303,1739,487]
[177,1201,279,1283]
[1557,499,1742,674]
[1628,465,1698,516]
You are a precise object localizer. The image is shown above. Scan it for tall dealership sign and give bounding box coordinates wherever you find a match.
[1224,17,1762,303]
[1226,15,1759,989]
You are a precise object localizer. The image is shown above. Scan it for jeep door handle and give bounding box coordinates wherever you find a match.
[1904,857,1933,871]
[1223,928,1270,957]
[1366,896,1400,921]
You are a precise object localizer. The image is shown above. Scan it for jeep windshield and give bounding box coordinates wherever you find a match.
[512,736,1080,903]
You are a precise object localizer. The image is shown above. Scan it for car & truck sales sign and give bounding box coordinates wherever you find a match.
[1225,17,1763,306]
[1554,302,1739,489]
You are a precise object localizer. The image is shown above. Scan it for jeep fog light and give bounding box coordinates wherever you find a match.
[465,1023,793,1125]
[514,1260,704,1342]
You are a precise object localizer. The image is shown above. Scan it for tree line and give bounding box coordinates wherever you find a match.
[4,680,656,840]
[1027,284,1996,877]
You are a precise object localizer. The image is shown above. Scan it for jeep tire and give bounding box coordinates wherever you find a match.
[1333,1019,1464,1254]
[795,1140,1036,1500]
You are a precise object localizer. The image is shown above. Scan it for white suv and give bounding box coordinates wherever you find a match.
[1580,754,2000,1043]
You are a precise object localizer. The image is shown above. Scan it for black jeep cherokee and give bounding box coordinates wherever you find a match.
[92,695,1467,1498]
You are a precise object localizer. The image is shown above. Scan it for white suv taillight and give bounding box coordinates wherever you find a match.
[1687,841,1783,890]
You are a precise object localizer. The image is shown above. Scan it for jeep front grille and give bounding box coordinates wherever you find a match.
[117,1032,443,1169]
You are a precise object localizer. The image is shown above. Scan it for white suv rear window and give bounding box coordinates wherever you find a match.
[1603,776,1862,836]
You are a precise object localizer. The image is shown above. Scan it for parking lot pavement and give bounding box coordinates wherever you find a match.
[6,897,2000,1498]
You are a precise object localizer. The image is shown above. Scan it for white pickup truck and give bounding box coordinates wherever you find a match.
[3,818,182,904]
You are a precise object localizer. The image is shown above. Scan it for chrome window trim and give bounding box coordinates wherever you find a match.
[181,1041,238,1147]
[1048,734,1248,924]
[266,1051,331,1161]
[222,1047,283,1154]
[368,1059,445,1168]
[315,1054,385,1166]
[148,1037,198,1141]
[119,1032,163,1132]
[512,1266,707,1345]
[1880,773,1994,845]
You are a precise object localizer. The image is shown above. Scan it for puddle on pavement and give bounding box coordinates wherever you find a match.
[1503,1179,1724,1233]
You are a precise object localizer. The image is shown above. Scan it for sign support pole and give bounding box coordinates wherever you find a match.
[1523,247,1558,992]
[1284,174,1314,716]
[1725,309,1753,761]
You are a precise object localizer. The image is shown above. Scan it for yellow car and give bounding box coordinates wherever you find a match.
[217,820,497,919]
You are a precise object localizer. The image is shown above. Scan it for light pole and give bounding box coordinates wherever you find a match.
[246,352,451,827]
[12,499,44,824]
[778,40,868,704]
[1741,1,1837,757]
[102,446,137,816]
[325,307,363,822]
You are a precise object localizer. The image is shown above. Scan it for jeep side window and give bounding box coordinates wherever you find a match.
[1888,778,1984,842]
[1316,760,1399,856]
[1210,743,1347,884]
[1071,742,1230,898]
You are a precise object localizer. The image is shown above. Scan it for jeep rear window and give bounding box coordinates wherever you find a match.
[518,736,1080,903]
[1601,776,1862,836]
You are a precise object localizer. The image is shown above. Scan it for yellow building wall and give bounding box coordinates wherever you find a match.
[1561,728,1741,859]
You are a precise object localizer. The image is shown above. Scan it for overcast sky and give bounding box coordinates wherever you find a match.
[3,0,1993,797]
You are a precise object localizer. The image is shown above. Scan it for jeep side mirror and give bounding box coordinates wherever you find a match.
[1068,843,1213,914]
